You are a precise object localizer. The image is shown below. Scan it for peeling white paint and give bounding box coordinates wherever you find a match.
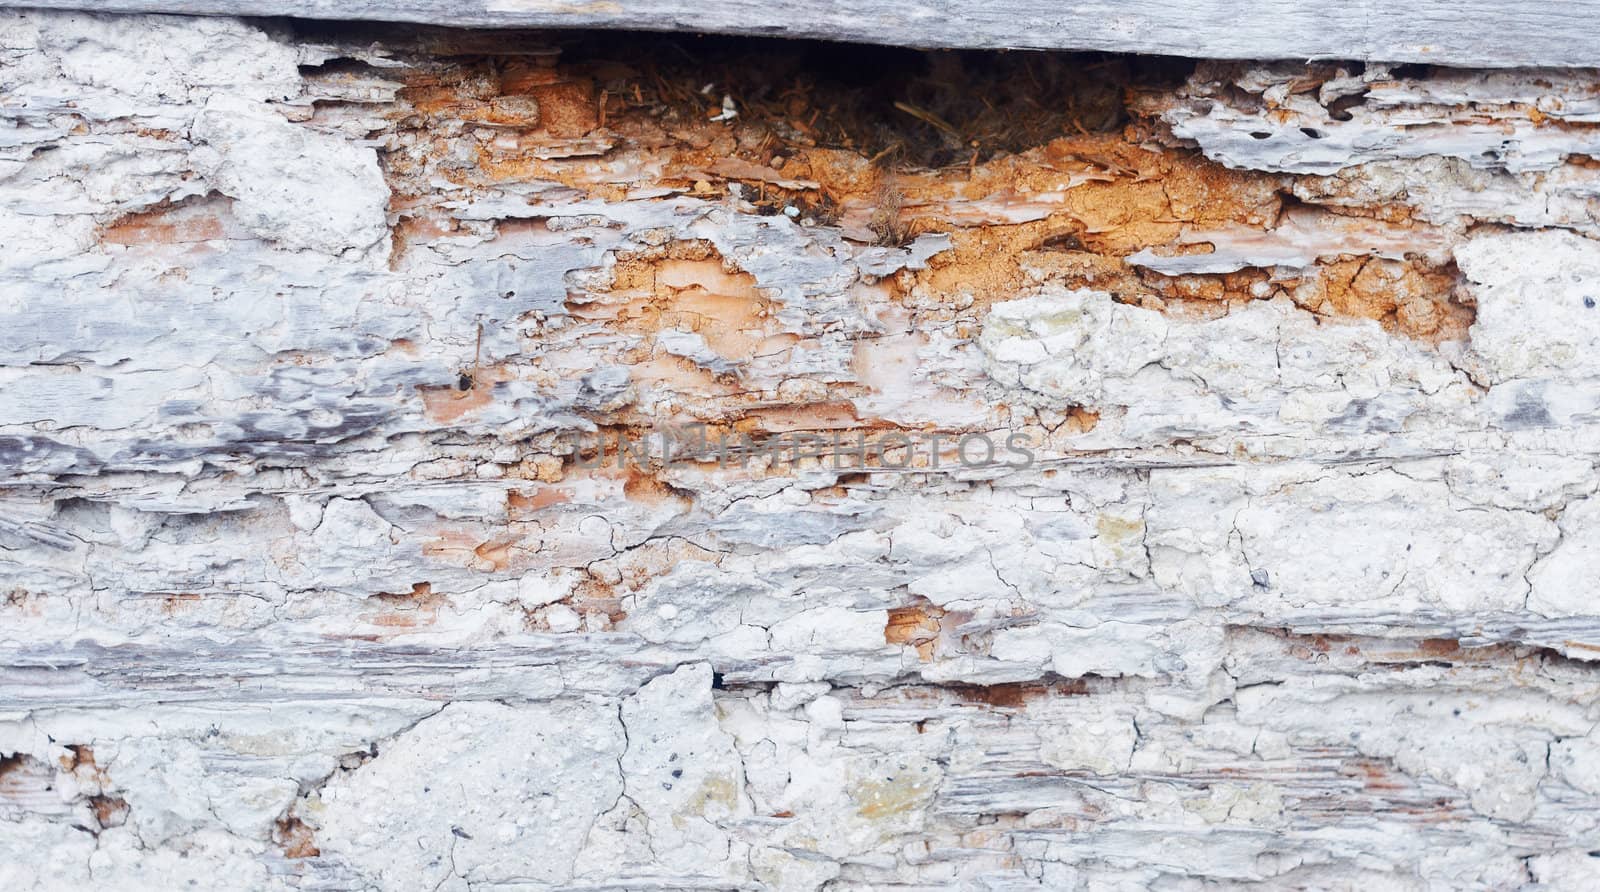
[2,9,1600,891]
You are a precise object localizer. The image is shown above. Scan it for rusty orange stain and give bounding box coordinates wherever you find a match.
[102,205,224,245]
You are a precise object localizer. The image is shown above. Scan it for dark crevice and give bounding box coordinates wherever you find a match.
[285,20,1197,170]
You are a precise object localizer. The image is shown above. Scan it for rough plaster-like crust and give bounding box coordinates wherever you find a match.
[3,9,1600,890]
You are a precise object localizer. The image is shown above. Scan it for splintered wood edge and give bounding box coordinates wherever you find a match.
[5,0,1600,68]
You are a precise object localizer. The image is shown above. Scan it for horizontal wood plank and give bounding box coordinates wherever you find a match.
[3,0,1599,67]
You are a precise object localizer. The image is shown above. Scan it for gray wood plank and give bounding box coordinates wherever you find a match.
[4,0,1599,68]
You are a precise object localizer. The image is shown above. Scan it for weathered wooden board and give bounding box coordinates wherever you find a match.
[5,0,1600,67]
[3,8,1600,890]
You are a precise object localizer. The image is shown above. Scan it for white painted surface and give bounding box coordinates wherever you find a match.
[1,9,1600,890]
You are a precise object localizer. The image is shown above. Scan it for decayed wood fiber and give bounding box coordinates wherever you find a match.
[3,10,1600,890]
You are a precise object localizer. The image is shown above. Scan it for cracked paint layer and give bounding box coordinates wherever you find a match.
[2,9,1600,890]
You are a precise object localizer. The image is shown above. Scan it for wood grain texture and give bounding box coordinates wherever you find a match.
[5,0,1600,67]
[4,9,1600,890]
